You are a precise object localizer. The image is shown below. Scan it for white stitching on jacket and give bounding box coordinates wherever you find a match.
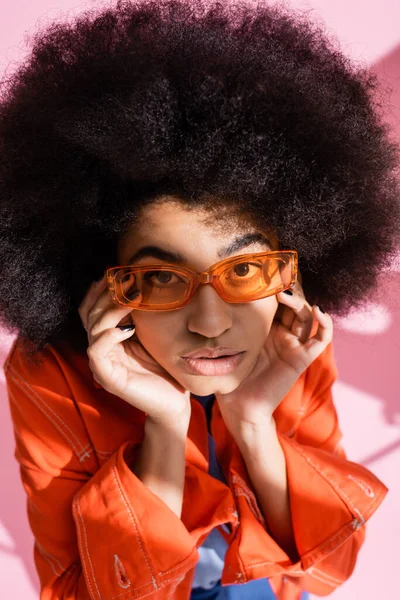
[111,572,192,600]
[8,380,92,461]
[165,574,185,599]
[95,449,114,456]
[111,460,158,590]
[114,554,131,589]
[309,566,345,585]
[232,474,266,525]
[306,568,336,588]
[79,449,93,462]
[73,495,103,600]
[110,551,199,599]
[34,540,68,577]
[284,437,367,525]
[7,365,91,460]
[348,474,375,498]
[351,517,363,530]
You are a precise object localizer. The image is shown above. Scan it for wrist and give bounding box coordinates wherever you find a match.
[235,415,277,456]
[145,411,191,437]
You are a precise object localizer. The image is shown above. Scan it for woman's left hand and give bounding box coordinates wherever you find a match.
[215,279,333,441]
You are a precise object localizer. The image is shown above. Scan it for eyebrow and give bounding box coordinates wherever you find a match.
[127,233,272,264]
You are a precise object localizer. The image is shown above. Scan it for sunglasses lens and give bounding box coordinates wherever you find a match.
[114,267,191,309]
[219,256,290,301]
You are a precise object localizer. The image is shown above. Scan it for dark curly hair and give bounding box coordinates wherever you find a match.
[0,0,399,357]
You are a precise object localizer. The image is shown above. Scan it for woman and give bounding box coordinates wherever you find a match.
[0,1,398,599]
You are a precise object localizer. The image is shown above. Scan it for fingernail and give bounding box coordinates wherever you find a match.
[317,305,325,314]
[116,324,134,331]
[283,289,293,296]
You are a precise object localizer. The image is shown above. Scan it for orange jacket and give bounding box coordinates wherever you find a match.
[4,334,388,600]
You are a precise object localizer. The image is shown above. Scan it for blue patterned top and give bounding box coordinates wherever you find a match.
[191,393,230,590]
[190,394,308,600]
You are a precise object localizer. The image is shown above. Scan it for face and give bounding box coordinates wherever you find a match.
[116,198,280,396]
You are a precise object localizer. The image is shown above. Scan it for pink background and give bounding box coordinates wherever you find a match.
[0,1,399,598]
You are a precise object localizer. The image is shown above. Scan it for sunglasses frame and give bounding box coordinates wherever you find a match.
[106,250,298,311]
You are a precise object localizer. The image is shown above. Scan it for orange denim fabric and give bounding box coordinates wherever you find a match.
[4,331,388,600]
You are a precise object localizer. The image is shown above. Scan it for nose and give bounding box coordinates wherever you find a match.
[186,283,233,338]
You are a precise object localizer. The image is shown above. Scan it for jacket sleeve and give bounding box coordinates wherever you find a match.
[4,341,198,600]
[271,340,388,596]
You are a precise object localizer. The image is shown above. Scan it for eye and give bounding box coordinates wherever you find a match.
[231,262,261,277]
[233,263,250,276]
[143,270,183,285]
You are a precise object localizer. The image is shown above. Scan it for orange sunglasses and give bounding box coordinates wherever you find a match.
[106,250,298,311]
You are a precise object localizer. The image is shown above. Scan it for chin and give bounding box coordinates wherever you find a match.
[180,374,244,397]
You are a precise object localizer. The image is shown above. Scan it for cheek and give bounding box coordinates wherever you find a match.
[245,297,279,340]
[131,312,182,359]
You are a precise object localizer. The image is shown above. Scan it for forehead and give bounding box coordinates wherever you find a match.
[126,197,270,241]
[117,197,278,265]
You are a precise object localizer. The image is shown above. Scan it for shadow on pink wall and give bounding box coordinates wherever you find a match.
[336,43,400,465]
[333,268,400,467]
[0,46,399,596]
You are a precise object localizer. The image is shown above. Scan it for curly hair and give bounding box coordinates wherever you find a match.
[0,0,399,357]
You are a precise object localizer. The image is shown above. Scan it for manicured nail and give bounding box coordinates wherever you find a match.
[283,289,293,296]
[317,305,325,314]
[116,324,134,331]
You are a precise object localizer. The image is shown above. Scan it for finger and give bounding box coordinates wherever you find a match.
[88,303,137,342]
[303,305,333,359]
[82,273,138,333]
[79,271,136,326]
[88,288,143,340]
[85,276,132,328]
[273,302,286,326]
[276,283,308,328]
[276,289,315,343]
[274,296,296,330]
[78,275,107,330]
[275,279,306,329]
[87,326,137,388]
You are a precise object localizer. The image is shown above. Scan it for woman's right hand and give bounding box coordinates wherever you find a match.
[78,275,191,429]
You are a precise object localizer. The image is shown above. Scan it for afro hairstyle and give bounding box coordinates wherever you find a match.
[0,0,399,357]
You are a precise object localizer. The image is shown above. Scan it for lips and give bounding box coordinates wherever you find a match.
[182,346,242,359]
[181,351,246,376]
